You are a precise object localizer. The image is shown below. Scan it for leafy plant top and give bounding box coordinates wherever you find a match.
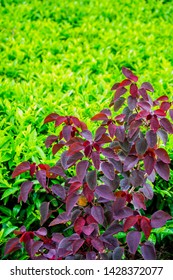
[5,67,173,260]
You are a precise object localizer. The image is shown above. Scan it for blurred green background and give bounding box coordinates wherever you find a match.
[0,0,173,259]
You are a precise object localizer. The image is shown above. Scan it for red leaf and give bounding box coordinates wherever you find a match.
[156,95,168,102]
[151,210,172,228]
[4,238,22,255]
[67,142,84,156]
[140,217,151,238]
[40,202,50,226]
[126,231,141,254]
[133,192,146,210]
[155,148,170,163]
[144,154,155,175]
[160,102,171,112]
[94,126,106,141]
[52,143,64,155]
[113,87,127,101]
[76,160,89,182]
[119,79,132,87]
[154,109,166,117]
[111,82,120,90]
[130,84,138,97]
[122,67,138,82]
[124,215,138,232]
[74,217,85,234]
[101,161,115,180]
[155,160,170,181]
[160,118,173,134]
[12,161,31,178]
[18,181,33,203]
[91,113,108,121]
[83,183,94,202]
[44,113,59,124]
[55,116,66,127]
[150,116,160,132]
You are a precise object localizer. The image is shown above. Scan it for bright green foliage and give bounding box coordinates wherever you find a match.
[0,0,173,259]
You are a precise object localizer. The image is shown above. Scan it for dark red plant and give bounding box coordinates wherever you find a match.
[5,67,173,260]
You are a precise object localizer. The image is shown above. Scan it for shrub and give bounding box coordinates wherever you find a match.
[4,67,173,260]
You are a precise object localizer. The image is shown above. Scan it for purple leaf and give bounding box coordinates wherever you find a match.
[76,160,89,182]
[114,97,125,112]
[170,109,173,121]
[94,126,106,141]
[108,123,116,138]
[82,224,95,235]
[49,166,66,178]
[113,207,133,220]
[151,210,172,228]
[155,160,170,181]
[73,239,85,254]
[122,67,138,82]
[101,162,115,180]
[34,227,47,236]
[44,112,59,123]
[49,212,70,226]
[66,193,79,215]
[115,126,125,142]
[150,116,160,132]
[133,192,146,210]
[81,130,93,141]
[128,96,137,110]
[101,147,116,159]
[62,125,72,141]
[140,183,153,200]
[91,239,104,252]
[12,161,30,178]
[36,170,47,189]
[86,251,96,260]
[144,154,155,175]
[4,238,22,255]
[91,206,104,225]
[146,130,157,148]
[138,101,151,111]
[141,241,156,260]
[157,129,168,145]
[160,118,173,134]
[40,202,50,226]
[31,241,43,257]
[136,138,148,155]
[112,247,124,260]
[67,152,83,166]
[86,170,97,190]
[155,148,170,163]
[51,184,66,200]
[113,87,127,101]
[91,151,100,170]
[141,82,154,92]
[126,231,141,254]
[52,143,64,155]
[18,181,33,203]
[123,156,138,172]
[45,135,58,148]
[95,185,115,201]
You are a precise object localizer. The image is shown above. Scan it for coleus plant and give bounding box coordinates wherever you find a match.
[5,67,173,260]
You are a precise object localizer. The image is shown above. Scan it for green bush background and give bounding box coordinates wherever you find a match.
[0,0,173,259]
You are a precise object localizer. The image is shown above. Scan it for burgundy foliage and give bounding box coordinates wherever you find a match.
[5,67,173,260]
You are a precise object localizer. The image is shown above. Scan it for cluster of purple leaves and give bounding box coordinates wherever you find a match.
[5,67,173,260]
